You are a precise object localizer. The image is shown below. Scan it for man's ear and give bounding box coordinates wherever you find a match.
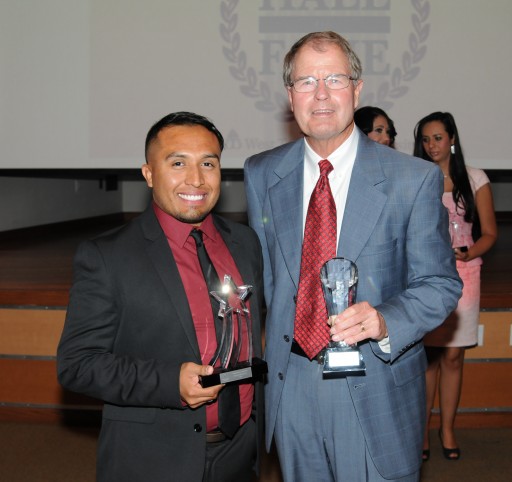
[353,79,363,110]
[141,163,153,188]
[287,86,294,113]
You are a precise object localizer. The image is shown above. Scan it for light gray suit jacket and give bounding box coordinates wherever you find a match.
[244,132,462,479]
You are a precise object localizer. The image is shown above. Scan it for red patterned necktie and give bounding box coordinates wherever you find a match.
[294,159,337,359]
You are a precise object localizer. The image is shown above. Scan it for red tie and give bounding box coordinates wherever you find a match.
[294,159,337,359]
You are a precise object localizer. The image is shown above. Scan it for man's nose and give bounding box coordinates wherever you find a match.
[186,166,204,186]
[314,80,330,99]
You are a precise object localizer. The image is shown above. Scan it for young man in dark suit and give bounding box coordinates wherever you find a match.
[58,111,264,482]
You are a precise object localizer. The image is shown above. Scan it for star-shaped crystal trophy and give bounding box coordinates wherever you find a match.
[200,275,267,387]
[320,258,366,378]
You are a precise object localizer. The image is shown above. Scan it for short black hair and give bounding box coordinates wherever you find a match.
[144,111,224,162]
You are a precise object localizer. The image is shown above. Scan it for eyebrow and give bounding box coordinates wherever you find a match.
[164,152,220,161]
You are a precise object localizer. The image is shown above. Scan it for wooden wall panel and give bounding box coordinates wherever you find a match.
[0,359,100,408]
[459,362,512,408]
[429,362,512,413]
[465,311,512,360]
[429,412,512,429]
[0,309,65,356]
[1,307,510,425]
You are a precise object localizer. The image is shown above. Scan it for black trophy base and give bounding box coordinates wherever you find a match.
[322,348,366,379]
[201,357,268,388]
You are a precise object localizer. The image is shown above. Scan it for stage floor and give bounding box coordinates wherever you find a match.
[0,213,510,308]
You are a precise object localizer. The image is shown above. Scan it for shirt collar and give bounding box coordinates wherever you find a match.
[152,202,218,247]
[304,127,359,177]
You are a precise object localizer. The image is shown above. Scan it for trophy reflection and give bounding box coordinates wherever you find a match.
[200,275,267,388]
[320,258,366,378]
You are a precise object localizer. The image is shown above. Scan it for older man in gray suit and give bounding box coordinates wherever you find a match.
[244,32,462,481]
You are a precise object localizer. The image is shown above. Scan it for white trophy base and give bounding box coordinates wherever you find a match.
[322,346,366,378]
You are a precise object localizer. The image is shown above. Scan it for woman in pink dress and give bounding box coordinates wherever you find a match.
[413,112,497,461]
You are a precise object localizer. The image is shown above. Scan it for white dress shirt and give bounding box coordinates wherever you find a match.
[302,128,359,241]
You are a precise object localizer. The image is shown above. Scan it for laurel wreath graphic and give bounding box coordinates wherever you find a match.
[219,0,430,115]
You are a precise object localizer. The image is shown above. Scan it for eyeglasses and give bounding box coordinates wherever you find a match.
[289,73,356,93]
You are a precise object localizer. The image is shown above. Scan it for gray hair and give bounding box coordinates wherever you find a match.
[283,31,362,87]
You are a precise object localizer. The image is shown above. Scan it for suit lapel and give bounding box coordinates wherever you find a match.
[268,141,305,288]
[140,208,201,359]
[265,137,388,281]
[339,135,387,262]
[213,216,248,282]
[214,215,263,357]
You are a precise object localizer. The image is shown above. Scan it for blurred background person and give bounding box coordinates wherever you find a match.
[354,105,397,148]
[413,111,497,462]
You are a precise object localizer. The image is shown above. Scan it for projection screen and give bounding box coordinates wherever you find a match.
[1,0,511,170]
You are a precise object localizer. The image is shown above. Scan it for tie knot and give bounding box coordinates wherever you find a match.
[190,228,203,247]
[319,159,333,177]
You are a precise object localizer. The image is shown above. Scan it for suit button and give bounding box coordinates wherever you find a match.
[193,424,203,433]
[283,335,290,343]
[278,372,284,380]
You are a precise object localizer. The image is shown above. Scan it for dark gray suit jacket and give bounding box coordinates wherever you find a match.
[244,132,462,479]
[57,206,265,482]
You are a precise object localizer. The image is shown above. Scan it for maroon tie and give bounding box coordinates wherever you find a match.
[190,229,240,439]
[294,159,337,359]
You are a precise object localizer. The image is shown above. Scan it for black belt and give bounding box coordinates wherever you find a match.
[206,430,227,443]
[291,340,308,357]
[291,340,325,363]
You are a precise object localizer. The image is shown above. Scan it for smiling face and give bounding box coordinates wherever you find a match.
[287,42,363,157]
[420,120,454,165]
[141,124,221,226]
[367,115,392,146]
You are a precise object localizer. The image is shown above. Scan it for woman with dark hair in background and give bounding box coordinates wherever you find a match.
[354,105,397,148]
[413,111,497,462]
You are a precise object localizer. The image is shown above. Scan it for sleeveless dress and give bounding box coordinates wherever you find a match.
[424,166,489,348]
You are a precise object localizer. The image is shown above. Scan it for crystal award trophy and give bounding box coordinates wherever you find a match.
[320,258,366,378]
[200,275,267,387]
[449,214,468,253]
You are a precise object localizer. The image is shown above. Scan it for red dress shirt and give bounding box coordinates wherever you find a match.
[153,203,254,432]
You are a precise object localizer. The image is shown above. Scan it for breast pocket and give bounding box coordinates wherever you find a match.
[358,238,397,260]
[356,239,402,302]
